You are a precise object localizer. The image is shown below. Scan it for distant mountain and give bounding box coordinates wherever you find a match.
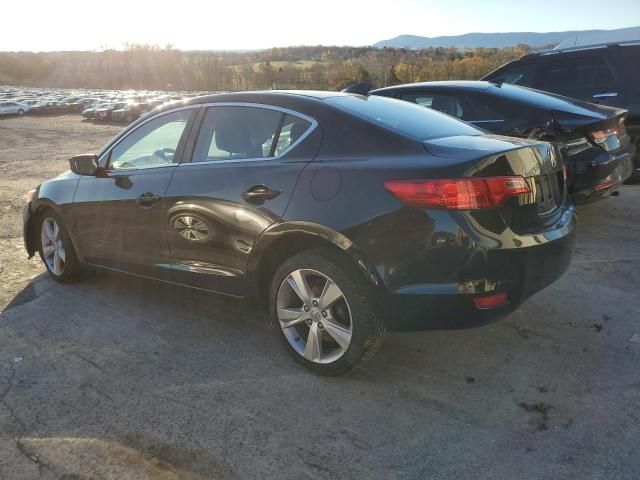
[374,26,640,49]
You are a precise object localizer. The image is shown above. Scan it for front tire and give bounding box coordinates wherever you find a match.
[270,248,385,375]
[17,109,25,116]
[37,209,82,283]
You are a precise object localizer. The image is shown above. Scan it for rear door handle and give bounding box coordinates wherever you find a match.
[136,192,161,208]
[242,185,282,205]
[593,92,618,99]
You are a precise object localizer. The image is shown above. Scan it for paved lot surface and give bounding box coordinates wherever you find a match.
[1,115,639,479]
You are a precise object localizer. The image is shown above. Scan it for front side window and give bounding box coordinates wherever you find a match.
[192,106,311,163]
[108,109,191,170]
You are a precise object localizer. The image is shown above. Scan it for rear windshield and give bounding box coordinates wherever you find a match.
[326,95,481,140]
[490,84,610,119]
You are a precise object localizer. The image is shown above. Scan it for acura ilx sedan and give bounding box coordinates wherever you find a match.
[23,91,576,374]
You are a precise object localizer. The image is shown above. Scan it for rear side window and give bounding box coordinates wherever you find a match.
[327,95,480,140]
[542,56,614,90]
[486,63,537,87]
[192,107,311,162]
[398,93,467,119]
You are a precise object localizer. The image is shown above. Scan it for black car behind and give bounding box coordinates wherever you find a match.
[481,41,640,180]
[23,91,575,374]
[372,81,635,203]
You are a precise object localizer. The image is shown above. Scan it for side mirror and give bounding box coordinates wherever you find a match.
[69,154,98,176]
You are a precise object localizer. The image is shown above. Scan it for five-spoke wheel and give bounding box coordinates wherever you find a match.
[271,249,385,375]
[277,269,353,364]
[41,217,66,276]
[37,210,81,282]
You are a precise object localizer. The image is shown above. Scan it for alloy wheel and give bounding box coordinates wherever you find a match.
[41,217,65,276]
[276,269,353,364]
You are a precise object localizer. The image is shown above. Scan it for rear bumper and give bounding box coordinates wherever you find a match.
[570,143,635,204]
[385,215,576,331]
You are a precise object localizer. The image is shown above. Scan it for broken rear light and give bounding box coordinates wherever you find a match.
[590,128,620,151]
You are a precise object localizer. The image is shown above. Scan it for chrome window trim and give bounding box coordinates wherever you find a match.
[178,102,319,167]
[98,104,201,172]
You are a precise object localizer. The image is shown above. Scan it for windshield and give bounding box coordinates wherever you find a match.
[326,94,482,140]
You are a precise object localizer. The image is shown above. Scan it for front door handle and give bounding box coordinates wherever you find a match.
[242,185,282,205]
[593,92,618,99]
[136,192,161,208]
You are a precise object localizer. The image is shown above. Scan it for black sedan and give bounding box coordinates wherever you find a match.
[372,81,635,204]
[23,91,575,374]
[112,102,150,123]
[29,101,71,115]
[95,102,127,121]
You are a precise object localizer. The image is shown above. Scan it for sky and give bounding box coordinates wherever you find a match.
[2,0,639,51]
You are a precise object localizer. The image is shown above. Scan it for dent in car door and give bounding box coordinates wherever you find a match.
[164,104,322,296]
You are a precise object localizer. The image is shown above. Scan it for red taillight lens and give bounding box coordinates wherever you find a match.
[384,176,530,210]
[473,293,509,309]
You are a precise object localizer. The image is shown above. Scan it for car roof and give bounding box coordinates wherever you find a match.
[372,81,493,94]
[374,80,624,118]
[180,90,346,105]
[150,90,353,116]
[505,40,640,63]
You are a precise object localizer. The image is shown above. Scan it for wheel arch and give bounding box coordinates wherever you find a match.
[26,198,84,262]
[247,221,384,308]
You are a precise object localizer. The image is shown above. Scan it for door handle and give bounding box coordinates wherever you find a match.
[593,92,618,99]
[136,192,161,208]
[241,185,282,205]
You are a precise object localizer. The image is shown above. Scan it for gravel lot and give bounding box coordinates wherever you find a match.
[1,115,639,479]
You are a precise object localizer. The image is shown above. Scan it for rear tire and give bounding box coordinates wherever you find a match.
[269,248,385,375]
[37,209,82,283]
[17,109,24,116]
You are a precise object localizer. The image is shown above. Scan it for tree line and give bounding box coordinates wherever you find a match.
[0,44,534,92]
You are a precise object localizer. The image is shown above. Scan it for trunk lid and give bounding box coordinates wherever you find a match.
[423,134,566,232]
[553,106,630,153]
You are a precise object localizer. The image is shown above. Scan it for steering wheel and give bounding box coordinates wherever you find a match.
[153,147,176,162]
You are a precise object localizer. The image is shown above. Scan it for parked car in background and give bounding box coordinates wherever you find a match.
[482,41,640,181]
[372,81,635,203]
[23,91,575,374]
[20,99,40,109]
[67,98,101,111]
[29,101,70,115]
[95,102,127,121]
[82,102,110,119]
[0,101,29,116]
[111,102,150,123]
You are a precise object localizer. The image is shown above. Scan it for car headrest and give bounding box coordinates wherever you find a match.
[215,120,253,154]
[289,123,308,144]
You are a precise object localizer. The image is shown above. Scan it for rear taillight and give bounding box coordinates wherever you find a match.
[563,137,591,156]
[590,128,620,151]
[473,293,509,309]
[384,176,530,210]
